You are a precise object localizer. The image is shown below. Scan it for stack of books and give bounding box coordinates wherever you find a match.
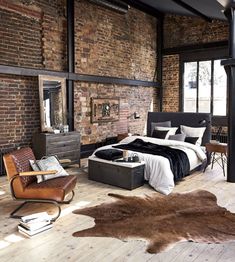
[18,212,53,237]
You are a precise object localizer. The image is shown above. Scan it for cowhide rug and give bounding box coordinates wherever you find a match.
[72,190,235,253]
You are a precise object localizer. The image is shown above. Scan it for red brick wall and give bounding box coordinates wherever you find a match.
[0,0,157,152]
[74,82,158,144]
[164,15,228,48]
[73,1,158,143]
[0,1,42,67]
[162,55,179,112]
[0,0,66,155]
[75,0,156,81]
[0,75,40,152]
[162,16,229,112]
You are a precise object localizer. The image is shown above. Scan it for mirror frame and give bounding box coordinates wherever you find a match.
[38,75,67,132]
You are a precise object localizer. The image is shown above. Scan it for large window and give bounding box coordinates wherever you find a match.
[182,59,227,116]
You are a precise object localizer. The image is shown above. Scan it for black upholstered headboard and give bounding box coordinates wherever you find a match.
[147,112,211,146]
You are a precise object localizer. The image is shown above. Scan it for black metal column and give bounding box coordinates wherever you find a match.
[157,15,164,112]
[221,4,235,182]
[67,0,75,131]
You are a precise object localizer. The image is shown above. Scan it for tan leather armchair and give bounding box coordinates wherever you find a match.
[3,147,77,221]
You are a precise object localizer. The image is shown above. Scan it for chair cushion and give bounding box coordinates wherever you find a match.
[11,148,37,188]
[21,175,77,202]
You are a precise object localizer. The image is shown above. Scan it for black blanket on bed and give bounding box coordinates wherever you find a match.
[113,138,190,181]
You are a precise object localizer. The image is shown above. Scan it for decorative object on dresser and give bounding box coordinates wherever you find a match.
[72,190,235,254]
[32,131,81,167]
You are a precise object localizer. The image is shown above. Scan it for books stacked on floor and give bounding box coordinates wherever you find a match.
[18,212,53,238]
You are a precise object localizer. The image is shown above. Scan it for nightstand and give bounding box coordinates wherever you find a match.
[205,143,227,176]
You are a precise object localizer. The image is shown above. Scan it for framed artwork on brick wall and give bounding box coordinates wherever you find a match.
[91,98,120,123]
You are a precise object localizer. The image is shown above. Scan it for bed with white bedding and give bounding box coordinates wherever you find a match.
[89,112,211,195]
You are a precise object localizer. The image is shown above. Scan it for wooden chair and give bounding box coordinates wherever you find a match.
[3,147,77,221]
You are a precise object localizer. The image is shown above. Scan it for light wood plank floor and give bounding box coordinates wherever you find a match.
[0,160,235,262]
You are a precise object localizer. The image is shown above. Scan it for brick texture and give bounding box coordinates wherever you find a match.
[162,55,179,112]
[0,1,230,153]
[75,0,157,81]
[74,82,158,144]
[164,15,228,49]
[0,75,40,153]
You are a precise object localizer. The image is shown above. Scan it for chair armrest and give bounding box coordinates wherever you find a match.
[19,170,57,176]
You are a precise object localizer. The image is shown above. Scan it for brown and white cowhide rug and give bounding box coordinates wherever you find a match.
[72,190,235,253]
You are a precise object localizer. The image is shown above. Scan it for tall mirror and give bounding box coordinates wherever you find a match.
[38,75,67,132]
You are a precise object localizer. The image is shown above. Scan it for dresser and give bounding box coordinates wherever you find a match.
[32,131,81,166]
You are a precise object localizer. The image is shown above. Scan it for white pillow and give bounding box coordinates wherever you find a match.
[154,127,178,139]
[29,156,69,183]
[180,125,206,146]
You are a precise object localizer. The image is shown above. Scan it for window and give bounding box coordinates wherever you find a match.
[182,59,227,116]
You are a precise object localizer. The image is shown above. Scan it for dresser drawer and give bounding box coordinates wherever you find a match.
[32,132,81,166]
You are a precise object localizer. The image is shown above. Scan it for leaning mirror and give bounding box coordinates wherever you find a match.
[38,75,67,132]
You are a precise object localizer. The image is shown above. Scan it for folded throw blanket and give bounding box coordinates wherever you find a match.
[95,149,123,161]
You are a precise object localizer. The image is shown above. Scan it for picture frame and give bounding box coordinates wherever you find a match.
[91,98,120,123]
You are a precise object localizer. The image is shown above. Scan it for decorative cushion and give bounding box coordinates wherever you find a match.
[168,134,186,142]
[180,125,206,146]
[151,121,171,136]
[152,130,169,139]
[185,137,199,145]
[30,156,69,183]
[154,127,178,139]
[95,149,123,160]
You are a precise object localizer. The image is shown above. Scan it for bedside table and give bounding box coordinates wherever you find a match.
[205,143,227,176]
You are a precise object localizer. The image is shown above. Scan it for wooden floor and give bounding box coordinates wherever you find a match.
[0,160,235,262]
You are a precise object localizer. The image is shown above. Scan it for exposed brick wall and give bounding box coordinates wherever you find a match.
[0,0,67,70]
[162,16,229,112]
[0,75,40,153]
[74,82,158,144]
[0,1,43,67]
[164,15,228,48]
[40,1,67,71]
[75,0,157,81]
[162,55,179,112]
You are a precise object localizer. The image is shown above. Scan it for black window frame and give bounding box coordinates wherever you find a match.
[179,47,228,126]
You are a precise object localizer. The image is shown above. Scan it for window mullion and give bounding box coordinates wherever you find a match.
[196,61,199,112]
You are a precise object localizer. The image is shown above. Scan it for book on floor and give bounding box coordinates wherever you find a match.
[20,212,51,223]
[18,223,53,237]
[19,220,51,231]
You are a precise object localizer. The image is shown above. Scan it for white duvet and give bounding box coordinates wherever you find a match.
[91,136,207,195]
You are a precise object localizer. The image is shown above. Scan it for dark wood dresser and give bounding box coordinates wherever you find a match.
[32,131,81,166]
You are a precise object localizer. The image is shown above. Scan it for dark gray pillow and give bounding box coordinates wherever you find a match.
[152,130,169,139]
[151,121,171,135]
[185,137,199,145]
[168,134,186,142]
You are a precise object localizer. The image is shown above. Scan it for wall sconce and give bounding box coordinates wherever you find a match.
[128,112,140,119]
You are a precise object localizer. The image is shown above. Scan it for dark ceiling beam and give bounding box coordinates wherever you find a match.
[122,0,164,18]
[0,64,159,87]
[172,0,212,22]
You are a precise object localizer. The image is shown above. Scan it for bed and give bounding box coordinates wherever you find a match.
[89,112,211,195]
